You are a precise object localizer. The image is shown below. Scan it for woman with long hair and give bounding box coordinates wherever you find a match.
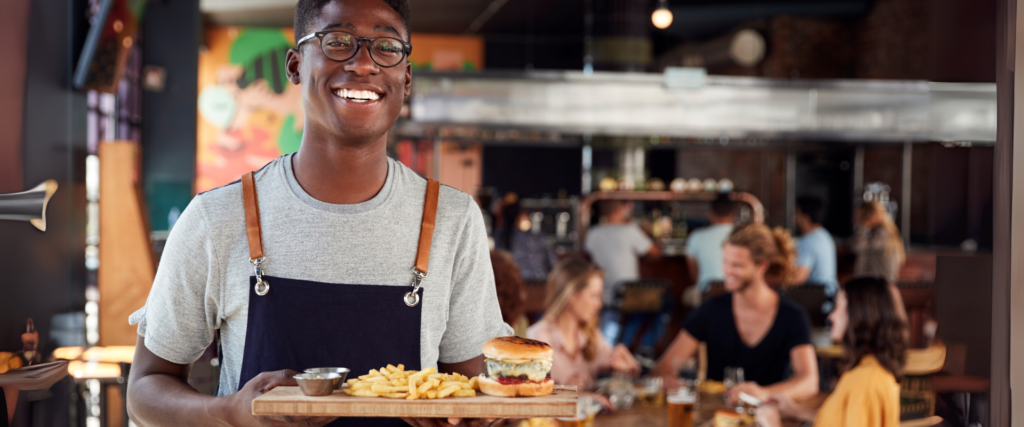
[526,258,640,408]
[852,201,905,283]
[757,276,907,427]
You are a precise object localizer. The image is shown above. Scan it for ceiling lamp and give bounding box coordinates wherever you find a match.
[652,0,673,29]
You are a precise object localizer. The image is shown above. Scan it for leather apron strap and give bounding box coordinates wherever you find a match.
[414,179,440,274]
[240,171,441,272]
[241,172,264,260]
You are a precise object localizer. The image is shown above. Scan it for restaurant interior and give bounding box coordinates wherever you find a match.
[0,0,1019,426]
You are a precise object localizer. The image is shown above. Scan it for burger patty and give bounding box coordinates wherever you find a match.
[485,358,552,383]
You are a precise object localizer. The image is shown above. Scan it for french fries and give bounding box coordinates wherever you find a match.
[344,365,481,400]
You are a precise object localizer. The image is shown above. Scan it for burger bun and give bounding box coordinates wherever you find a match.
[478,375,554,397]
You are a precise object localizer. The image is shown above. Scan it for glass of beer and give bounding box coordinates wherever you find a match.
[667,389,696,427]
[638,377,665,407]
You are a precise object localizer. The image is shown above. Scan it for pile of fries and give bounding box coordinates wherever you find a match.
[343,364,479,400]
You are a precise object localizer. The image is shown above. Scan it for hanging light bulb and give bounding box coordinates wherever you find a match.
[651,0,673,29]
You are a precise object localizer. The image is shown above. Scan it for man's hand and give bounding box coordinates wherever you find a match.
[726,382,768,405]
[227,369,337,427]
[754,405,783,427]
[609,344,640,375]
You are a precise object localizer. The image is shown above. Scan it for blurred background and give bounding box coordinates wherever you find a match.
[0,0,1015,425]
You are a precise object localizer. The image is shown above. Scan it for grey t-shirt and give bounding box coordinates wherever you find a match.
[584,222,653,305]
[129,154,512,395]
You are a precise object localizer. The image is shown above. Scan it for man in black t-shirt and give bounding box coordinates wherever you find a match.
[653,223,819,404]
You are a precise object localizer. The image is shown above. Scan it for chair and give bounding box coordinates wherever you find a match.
[901,344,947,421]
[617,279,671,352]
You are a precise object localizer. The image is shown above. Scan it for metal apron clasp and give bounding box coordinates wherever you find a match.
[251,257,269,296]
[405,269,425,307]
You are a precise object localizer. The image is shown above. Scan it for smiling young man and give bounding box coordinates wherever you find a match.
[125,0,512,426]
[653,223,819,404]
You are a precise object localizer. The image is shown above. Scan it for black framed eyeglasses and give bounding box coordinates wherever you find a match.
[296,31,413,68]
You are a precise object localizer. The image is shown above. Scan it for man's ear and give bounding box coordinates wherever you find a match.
[403,62,412,99]
[286,48,302,85]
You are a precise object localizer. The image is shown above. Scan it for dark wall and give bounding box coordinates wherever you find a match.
[0,0,30,193]
[482,144,582,198]
[0,0,87,365]
[795,148,855,237]
[142,0,201,231]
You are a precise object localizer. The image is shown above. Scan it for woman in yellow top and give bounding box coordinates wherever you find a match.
[757,276,907,427]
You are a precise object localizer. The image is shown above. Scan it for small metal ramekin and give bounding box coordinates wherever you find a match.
[293,372,341,396]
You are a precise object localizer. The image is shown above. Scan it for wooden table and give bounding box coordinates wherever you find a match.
[590,394,942,427]
[593,393,826,427]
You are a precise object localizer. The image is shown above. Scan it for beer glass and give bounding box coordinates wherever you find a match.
[667,390,696,427]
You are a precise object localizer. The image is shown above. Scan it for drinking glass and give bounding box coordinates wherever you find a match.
[608,375,636,410]
[638,377,665,407]
[667,388,696,427]
[723,367,745,390]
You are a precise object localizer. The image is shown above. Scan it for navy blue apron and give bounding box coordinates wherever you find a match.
[235,171,440,427]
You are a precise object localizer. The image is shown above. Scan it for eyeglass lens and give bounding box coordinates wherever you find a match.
[321,32,406,66]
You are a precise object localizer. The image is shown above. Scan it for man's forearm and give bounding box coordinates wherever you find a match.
[128,373,231,427]
[439,354,486,377]
[764,374,818,401]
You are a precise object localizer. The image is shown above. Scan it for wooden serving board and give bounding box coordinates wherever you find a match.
[253,385,578,418]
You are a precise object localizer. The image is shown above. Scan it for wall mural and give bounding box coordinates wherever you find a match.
[197,27,303,193]
[196,28,483,192]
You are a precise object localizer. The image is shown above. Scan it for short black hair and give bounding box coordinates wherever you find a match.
[796,195,826,225]
[710,194,736,218]
[294,0,412,41]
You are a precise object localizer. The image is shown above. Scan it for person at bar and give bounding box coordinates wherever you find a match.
[683,194,736,306]
[756,277,906,427]
[585,200,662,343]
[652,223,819,403]
[791,195,840,296]
[851,201,905,284]
[527,258,640,409]
[125,0,512,426]
[493,193,558,282]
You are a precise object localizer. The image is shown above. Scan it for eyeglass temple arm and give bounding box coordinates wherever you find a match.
[295,32,318,48]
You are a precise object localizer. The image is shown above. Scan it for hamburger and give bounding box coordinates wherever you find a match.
[712,409,746,427]
[478,336,554,397]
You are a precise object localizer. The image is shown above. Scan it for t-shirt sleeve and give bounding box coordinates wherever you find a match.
[685,232,700,258]
[629,223,654,256]
[438,197,515,363]
[128,195,222,365]
[796,237,815,269]
[682,302,713,342]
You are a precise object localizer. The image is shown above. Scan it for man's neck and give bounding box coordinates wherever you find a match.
[800,223,822,235]
[291,133,389,205]
[604,215,629,224]
[733,279,776,310]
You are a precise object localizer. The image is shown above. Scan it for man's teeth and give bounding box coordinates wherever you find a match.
[334,88,380,102]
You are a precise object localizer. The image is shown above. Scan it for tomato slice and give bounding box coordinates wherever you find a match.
[492,374,552,385]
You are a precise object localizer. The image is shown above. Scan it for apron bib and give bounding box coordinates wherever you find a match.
[235,171,440,427]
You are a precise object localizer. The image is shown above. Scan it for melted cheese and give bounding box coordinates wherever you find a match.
[485,358,552,382]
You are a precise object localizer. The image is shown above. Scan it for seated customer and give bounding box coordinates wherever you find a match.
[585,200,662,343]
[527,258,640,407]
[756,277,906,427]
[684,194,736,305]
[653,223,818,402]
[791,195,839,296]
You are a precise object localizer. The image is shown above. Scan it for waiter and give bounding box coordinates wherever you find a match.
[125,0,512,425]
